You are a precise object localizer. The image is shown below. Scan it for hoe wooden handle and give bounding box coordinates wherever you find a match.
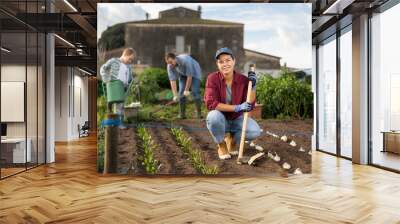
[237,80,253,162]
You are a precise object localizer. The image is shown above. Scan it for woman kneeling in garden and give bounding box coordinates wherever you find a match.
[204,47,261,160]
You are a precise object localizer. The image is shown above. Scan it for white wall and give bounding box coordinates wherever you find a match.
[54,67,69,141]
[1,64,46,164]
[54,67,89,141]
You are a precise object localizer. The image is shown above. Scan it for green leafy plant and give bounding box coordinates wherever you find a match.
[140,67,170,89]
[256,72,313,119]
[136,71,161,104]
[97,95,107,128]
[137,125,158,174]
[125,67,169,105]
[171,127,218,175]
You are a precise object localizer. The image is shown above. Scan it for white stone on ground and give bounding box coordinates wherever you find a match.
[267,151,274,159]
[280,135,288,142]
[308,150,312,155]
[245,141,249,144]
[289,140,297,147]
[250,141,256,147]
[293,168,303,175]
[282,162,291,170]
[255,145,264,151]
[299,147,305,152]
[273,154,281,162]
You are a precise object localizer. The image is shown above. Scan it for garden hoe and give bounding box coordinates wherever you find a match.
[237,64,264,165]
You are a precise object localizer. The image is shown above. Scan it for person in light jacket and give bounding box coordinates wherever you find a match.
[100,48,135,126]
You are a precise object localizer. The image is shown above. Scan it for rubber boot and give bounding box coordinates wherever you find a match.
[178,102,186,119]
[118,114,127,129]
[195,99,202,119]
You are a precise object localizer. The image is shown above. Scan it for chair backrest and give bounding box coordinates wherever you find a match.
[82,121,90,129]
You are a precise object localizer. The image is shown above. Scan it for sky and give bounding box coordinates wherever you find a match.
[97,3,311,69]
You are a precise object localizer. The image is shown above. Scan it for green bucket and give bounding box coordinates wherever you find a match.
[106,80,125,103]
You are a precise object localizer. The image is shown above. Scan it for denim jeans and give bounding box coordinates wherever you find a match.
[206,110,261,144]
[116,102,124,117]
[178,76,201,104]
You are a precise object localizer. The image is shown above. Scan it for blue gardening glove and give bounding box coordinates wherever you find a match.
[234,102,252,113]
[248,71,257,90]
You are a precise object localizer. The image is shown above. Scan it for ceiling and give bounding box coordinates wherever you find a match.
[311,0,390,44]
[0,0,394,74]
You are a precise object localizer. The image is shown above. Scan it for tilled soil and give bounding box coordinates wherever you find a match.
[116,119,312,176]
[175,120,286,176]
[147,127,197,175]
[253,119,312,174]
[117,128,144,175]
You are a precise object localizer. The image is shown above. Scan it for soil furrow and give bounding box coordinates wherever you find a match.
[176,120,285,176]
[147,126,197,175]
[116,119,312,176]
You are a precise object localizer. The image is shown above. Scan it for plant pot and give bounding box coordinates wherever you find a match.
[106,80,125,103]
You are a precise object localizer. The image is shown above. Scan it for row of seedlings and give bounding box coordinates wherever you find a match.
[137,125,159,174]
[171,127,219,175]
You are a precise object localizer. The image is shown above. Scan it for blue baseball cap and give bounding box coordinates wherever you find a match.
[215,47,234,60]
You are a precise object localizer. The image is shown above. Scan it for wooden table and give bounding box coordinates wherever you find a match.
[381,131,400,154]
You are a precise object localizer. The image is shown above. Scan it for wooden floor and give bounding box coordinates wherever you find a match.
[1,135,400,223]
[373,151,400,171]
[1,167,26,178]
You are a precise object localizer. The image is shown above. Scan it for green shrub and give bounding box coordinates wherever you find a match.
[137,70,161,104]
[97,95,107,128]
[256,73,313,119]
[125,80,141,106]
[304,75,312,85]
[97,95,107,173]
[97,80,105,97]
[126,67,171,104]
[140,67,170,89]
[200,79,206,89]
